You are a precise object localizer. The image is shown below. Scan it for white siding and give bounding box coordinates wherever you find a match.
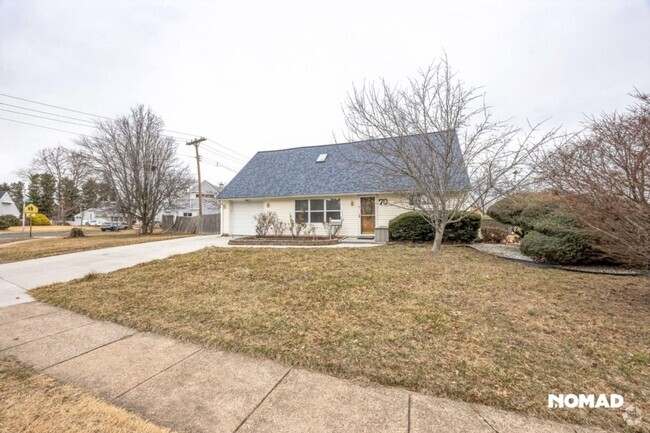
[224,194,412,238]
[0,193,20,218]
[221,202,230,235]
[265,195,360,237]
[376,194,412,227]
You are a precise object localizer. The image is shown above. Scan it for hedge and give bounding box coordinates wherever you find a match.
[520,230,592,264]
[29,213,51,226]
[488,192,559,234]
[489,193,600,264]
[389,211,481,243]
[0,214,20,230]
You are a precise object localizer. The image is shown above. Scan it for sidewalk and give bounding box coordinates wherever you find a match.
[0,302,606,433]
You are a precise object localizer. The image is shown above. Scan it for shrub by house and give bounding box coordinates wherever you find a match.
[389,211,480,243]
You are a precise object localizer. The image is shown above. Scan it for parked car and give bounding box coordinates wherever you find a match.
[100,222,117,232]
[115,222,129,230]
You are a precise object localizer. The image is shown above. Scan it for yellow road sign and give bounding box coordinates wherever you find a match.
[24,203,39,217]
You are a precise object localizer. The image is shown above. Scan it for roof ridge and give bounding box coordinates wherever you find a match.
[255,130,454,154]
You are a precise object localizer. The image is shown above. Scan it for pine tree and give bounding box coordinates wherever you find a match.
[81,179,100,209]
[39,173,56,218]
[27,174,42,206]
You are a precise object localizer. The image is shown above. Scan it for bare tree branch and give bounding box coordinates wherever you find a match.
[76,105,193,234]
[343,56,560,251]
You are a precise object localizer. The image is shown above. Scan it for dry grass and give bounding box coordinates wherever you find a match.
[0,355,173,433]
[5,225,101,233]
[32,245,650,432]
[0,230,188,264]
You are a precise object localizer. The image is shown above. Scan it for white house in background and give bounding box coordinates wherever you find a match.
[217,132,470,238]
[163,180,222,217]
[0,191,20,218]
[69,207,127,226]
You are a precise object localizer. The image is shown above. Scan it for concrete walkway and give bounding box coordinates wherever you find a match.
[0,302,607,433]
[0,235,379,307]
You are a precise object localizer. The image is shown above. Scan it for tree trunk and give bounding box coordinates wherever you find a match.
[431,222,445,252]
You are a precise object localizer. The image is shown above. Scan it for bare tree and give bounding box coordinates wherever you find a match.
[30,146,90,223]
[77,105,193,234]
[343,57,559,251]
[543,91,649,269]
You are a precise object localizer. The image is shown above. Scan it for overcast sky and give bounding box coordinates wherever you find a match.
[1,0,649,186]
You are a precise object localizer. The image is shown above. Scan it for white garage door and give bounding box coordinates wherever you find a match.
[230,200,264,235]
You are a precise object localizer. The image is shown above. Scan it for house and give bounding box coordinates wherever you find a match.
[0,191,20,218]
[163,180,222,217]
[218,132,469,237]
[70,207,127,226]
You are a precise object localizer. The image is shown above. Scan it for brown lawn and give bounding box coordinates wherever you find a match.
[0,229,189,264]
[32,245,650,432]
[0,355,173,433]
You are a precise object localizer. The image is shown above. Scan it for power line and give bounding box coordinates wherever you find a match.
[0,93,112,120]
[179,154,239,173]
[0,92,201,137]
[0,102,96,123]
[165,128,201,138]
[207,138,250,160]
[0,108,95,128]
[0,92,247,164]
[201,145,247,165]
[0,117,90,137]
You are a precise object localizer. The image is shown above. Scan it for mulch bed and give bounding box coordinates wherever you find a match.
[228,236,340,246]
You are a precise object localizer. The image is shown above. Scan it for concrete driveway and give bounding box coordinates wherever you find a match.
[0,235,230,307]
[0,235,380,307]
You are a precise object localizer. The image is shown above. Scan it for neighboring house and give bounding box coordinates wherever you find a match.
[0,191,20,218]
[218,132,469,237]
[163,180,222,217]
[69,207,127,226]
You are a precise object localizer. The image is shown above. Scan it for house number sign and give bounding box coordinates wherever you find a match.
[378,199,389,205]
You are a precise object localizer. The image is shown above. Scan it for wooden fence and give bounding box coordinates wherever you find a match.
[162,214,220,234]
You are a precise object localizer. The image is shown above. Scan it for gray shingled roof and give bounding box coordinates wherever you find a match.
[218,132,469,199]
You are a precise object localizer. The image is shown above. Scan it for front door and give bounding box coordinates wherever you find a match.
[360,197,376,235]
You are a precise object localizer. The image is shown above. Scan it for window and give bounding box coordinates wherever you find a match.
[326,199,341,222]
[295,199,340,223]
[183,212,193,217]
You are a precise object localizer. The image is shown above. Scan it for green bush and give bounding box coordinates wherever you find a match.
[532,213,582,237]
[444,212,482,243]
[29,213,51,226]
[488,192,559,234]
[388,211,481,243]
[0,214,20,228]
[520,230,592,264]
[0,220,9,230]
[389,212,433,241]
[489,193,604,265]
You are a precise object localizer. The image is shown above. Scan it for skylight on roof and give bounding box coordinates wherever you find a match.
[316,153,328,163]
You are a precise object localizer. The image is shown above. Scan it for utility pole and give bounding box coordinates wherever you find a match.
[186,137,207,216]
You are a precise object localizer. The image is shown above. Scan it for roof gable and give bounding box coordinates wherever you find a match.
[218,132,469,199]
